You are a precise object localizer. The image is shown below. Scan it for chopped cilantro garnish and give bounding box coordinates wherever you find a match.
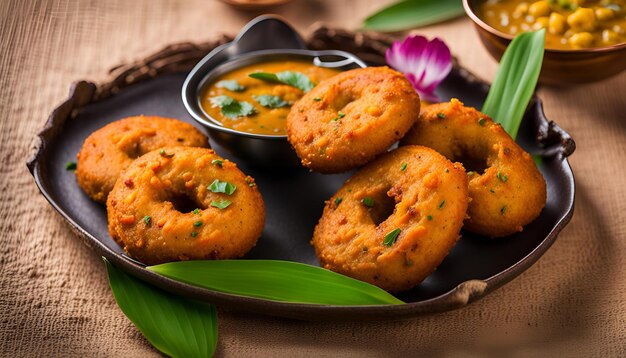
[400,163,408,171]
[65,161,77,171]
[143,215,151,226]
[437,112,446,119]
[253,94,289,108]
[211,199,232,209]
[208,179,236,195]
[438,200,446,209]
[216,80,245,92]
[361,197,374,207]
[211,159,223,168]
[249,71,315,92]
[383,228,401,247]
[210,95,256,119]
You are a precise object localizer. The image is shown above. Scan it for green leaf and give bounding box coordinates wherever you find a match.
[363,0,464,32]
[383,228,401,247]
[65,161,76,170]
[209,95,234,107]
[207,179,236,195]
[209,95,255,119]
[253,94,289,108]
[482,30,545,139]
[104,258,218,358]
[216,80,245,92]
[148,260,404,306]
[249,71,315,92]
[210,199,231,209]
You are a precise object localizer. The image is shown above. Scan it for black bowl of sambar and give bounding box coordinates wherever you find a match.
[182,16,366,167]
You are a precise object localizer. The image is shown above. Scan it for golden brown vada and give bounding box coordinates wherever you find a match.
[107,146,264,265]
[287,67,420,173]
[76,116,208,203]
[312,145,469,292]
[401,99,546,238]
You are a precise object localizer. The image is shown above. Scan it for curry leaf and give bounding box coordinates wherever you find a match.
[105,258,218,358]
[216,80,245,92]
[482,30,545,139]
[363,0,464,32]
[209,95,255,119]
[253,94,289,108]
[249,71,315,92]
[148,260,404,305]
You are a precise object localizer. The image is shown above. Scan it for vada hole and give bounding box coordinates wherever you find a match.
[367,189,397,226]
[452,146,488,174]
[123,143,142,159]
[167,192,203,213]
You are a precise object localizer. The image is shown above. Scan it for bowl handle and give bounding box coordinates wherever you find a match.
[231,15,308,52]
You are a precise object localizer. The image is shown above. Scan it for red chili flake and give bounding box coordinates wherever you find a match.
[124,179,134,188]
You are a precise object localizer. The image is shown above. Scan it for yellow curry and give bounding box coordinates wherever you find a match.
[477,0,626,49]
[201,60,341,135]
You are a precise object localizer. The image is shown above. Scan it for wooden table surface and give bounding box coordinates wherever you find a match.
[2,0,626,356]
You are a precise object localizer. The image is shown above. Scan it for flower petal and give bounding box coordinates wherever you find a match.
[385,35,452,102]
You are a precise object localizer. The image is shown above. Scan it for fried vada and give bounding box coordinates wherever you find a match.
[76,116,208,203]
[287,67,420,173]
[401,99,546,238]
[312,145,469,292]
[107,146,264,265]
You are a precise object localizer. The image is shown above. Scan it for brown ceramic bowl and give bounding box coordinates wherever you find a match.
[463,0,626,85]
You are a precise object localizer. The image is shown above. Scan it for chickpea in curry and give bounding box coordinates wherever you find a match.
[478,0,626,49]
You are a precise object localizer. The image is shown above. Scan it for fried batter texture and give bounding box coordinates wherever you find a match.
[107,147,264,265]
[287,67,420,173]
[401,99,546,237]
[312,146,469,292]
[76,116,208,203]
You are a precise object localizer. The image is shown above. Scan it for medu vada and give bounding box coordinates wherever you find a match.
[106,146,264,265]
[287,67,420,174]
[401,99,546,238]
[76,116,208,203]
[312,145,469,292]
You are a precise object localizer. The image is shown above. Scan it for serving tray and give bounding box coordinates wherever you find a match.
[28,25,575,321]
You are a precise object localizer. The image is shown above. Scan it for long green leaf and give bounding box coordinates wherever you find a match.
[363,0,464,32]
[105,258,218,358]
[148,260,404,305]
[482,30,545,139]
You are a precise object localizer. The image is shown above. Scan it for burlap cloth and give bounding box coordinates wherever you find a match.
[2,0,625,356]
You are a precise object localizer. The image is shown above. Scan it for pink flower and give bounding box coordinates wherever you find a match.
[386,35,452,102]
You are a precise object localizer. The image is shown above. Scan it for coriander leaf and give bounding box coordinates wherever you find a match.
[249,71,315,92]
[209,95,256,119]
[221,101,255,119]
[361,197,375,208]
[253,94,289,108]
[216,80,245,92]
[211,199,232,209]
[208,179,236,195]
[209,95,234,108]
[105,258,218,358]
[65,161,77,170]
[383,228,401,246]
